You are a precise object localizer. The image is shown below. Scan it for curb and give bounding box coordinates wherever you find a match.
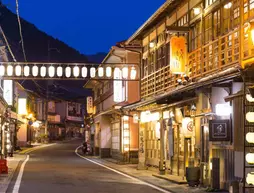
[152,174,188,185]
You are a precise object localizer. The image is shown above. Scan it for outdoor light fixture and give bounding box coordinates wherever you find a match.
[40,66,46,77]
[130,67,137,80]
[106,67,112,77]
[149,42,155,48]
[177,78,183,85]
[98,67,104,77]
[122,67,128,79]
[73,66,80,77]
[57,66,63,77]
[247,94,254,102]
[123,116,129,121]
[247,172,254,185]
[48,66,55,77]
[82,66,88,78]
[0,65,5,76]
[246,132,254,143]
[15,65,21,76]
[246,112,254,122]
[246,153,254,164]
[224,2,232,9]
[90,67,96,78]
[193,7,201,15]
[24,65,30,77]
[163,111,170,119]
[32,65,39,77]
[65,66,71,78]
[7,65,13,76]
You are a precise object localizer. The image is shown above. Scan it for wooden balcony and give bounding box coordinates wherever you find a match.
[141,28,241,98]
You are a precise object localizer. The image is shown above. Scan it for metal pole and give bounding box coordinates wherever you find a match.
[159,114,165,175]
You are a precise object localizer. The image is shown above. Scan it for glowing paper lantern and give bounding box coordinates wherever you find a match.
[90,67,96,78]
[65,67,71,78]
[98,67,104,77]
[246,94,254,102]
[7,65,13,76]
[24,66,30,77]
[82,66,88,78]
[32,65,39,77]
[246,132,254,143]
[247,172,254,185]
[73,66,80,77]
[48,66,55,77]
[15,65,22,76]
[130,67,137,80]
[0,65,5,76]
[106,67,112,77]
[122,67,128,79]
[57,66,63,77]
[246,112,254,122]
[40,66,46,77]
[246,153,254,164]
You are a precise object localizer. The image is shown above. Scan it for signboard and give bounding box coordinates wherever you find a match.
[68,102,81,117]
[113,68,124,102]
[86,96,93,114]
[3,80,13,105]
[182,117,194,136]
[170,36,187,74]
[209,119,231,141]
[48,101,55,113]
[18,98,27,115]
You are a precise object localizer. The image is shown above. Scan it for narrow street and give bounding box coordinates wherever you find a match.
[7,140,164,193]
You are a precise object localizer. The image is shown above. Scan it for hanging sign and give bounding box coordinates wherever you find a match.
[86,96,93,114]
[170,36,187,74]
[3,80,13,106]
[182,117,194,136]
[113,68,124,102]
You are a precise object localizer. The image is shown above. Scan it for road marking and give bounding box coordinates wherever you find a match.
[75,146,172,193]
[12,155,29,193]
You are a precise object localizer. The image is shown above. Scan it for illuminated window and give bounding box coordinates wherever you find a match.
[190,21,202,51]
[223,4,233,33]
[204,14,212,43]
[213,10,221,38]
[206,0,218,8]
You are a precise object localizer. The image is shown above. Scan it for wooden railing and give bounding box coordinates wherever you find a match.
[141,29,241,98]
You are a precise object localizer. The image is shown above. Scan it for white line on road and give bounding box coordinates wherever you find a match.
[12,155,29,193]
[75,146,172,193]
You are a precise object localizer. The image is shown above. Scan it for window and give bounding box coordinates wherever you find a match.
[206,0,218,8]
[213,10,221,38]
[143,58,148,77]
[204,14,212,43]
[222,3,233,33]
[156,46,166,70]
[148,51,155,74]
[190,21,202,51]
[178,14,189,26]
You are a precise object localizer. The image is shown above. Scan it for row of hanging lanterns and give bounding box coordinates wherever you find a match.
[245,93,254,185]
[0,64,137,79]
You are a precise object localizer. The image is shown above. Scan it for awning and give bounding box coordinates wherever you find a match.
[94,108,121,119]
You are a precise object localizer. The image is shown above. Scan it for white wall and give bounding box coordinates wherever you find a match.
[100,115,111,149]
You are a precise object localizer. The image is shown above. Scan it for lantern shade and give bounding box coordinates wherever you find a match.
[122,67,128,79]
[98,67,104,77]
[82,67,88,77]
[246,112,254,122]
[106,67,112,77]
[24,66,30,77]
[7,65,13,76]
[247,172,254,185]
[246,132,254,143]
[130,67,137,80]
[246,153,254,164]
[40,66,46,77]
[0,65,5,76]
[90,67,96,78]
[73,66,80,77]
[246,94,254,102]
[65,67,71,77]
[57,66,63,77]
[32,66,39,77]
[15,65,22,76]
[48,66,55,77]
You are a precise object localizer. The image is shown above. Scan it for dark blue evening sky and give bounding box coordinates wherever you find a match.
[4,0,165,55]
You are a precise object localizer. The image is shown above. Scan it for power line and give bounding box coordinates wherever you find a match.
[0,25,16,62]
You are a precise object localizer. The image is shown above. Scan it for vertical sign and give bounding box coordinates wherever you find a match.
[18,98,27,115]
[86,96,93,114]
[3,80,13,106]
[113,68,124,102]
[170,36,187,74]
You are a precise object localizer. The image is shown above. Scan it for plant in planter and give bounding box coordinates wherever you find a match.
[186,167,200,187]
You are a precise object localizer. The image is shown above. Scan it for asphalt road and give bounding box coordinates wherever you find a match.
[7,140,162,193]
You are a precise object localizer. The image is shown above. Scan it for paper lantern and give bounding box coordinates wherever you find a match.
[40,66,46,77]
[57,66,63,77]
[246,153,254,164]
[130,67,137,80]
[0,65,5,76]
[246,94,254,102]
[82,66,88,77]
[7,65,13,76]
[106,67,112,77]
[247,172,254,185]
[48,66,55,77]
[73,66,80,77]
[15,65,22,76]
[32,65,39,77]
[246,112,254,122]
[122,67,128,79]
[65,67,71,78]
[90,67,96,78]
[246,132,254,143]
[24,66,30,77]
[98,67,104,77]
